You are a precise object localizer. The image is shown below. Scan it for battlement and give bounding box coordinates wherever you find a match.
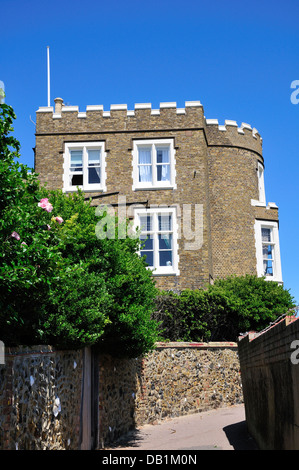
[205,117,263,157]
[36,99,203,118]
[37,98,202,119]
[36,97,263,156]
[35,98,207,136]
[205,118,262,141]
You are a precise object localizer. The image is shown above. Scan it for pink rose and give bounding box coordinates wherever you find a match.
[45,203,53,213]
[46,224,51,230]
[38,198,53,213]
[11,231,20,241]
[38,198,49,208]
[21,241,27,246]
[55,217,63,224]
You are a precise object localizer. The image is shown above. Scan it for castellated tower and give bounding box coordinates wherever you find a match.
[34,98,282,291]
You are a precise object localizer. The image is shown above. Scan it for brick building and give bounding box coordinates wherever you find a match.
[34,98,282,291]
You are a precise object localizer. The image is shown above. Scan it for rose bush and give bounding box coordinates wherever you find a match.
[0,104,158,355]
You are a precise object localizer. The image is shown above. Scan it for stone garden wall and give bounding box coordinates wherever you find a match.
[0,342,242,449]
[98,342,242,447]
[0,346,83,450]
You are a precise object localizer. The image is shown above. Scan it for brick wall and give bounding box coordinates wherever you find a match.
[34,100,279,290]
[238,316,299,450]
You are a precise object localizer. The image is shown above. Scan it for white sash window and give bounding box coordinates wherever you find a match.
[132,139,176,190]
[63,142,106,192]
[254,220,282,283]
[134,207,179,276]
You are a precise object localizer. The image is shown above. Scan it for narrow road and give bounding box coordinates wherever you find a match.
[107,404,258,450]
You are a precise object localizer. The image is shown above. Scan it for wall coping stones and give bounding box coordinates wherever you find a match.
[155,341,238,349]
[238,315,298,344]
[2,342,238,359]
[36,100,203,116]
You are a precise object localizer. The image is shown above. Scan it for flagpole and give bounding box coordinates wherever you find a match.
[47,46,50,107]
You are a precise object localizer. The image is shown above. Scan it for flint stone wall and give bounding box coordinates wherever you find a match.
[0,342,242,449]
[0,346,83,450]
[99,342,242,447]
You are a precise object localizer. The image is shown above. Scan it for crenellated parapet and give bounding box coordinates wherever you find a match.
[36,98,263,158]
[36,99,206,135]
[205,118,263,158]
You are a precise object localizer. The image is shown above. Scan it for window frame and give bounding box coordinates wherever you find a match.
[257,162,266,204]
[133,206,180,276]
[132,138,176,191]
[261,227,275,277]
[63,141,107,192]
[251,161,266,207]
[254,220,282,283]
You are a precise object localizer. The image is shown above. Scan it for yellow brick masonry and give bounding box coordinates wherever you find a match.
[34,100,278,290]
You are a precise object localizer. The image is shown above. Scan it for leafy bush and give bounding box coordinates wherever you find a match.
[154,289,212,342]
[45,189,159,356]
[153,275,296,342]
[207,275,296,339]
[0,104,159,356]
[0,104,62,345]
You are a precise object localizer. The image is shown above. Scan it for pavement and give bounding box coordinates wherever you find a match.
[107,404,259,451]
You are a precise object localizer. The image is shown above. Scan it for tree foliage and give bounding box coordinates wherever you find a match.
[0,104,158,356]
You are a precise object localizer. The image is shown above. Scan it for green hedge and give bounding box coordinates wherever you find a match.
[153,275,296,342]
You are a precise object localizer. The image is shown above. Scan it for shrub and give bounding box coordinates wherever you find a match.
[154,289,212,342]
[207,274,296,340]
[153,275,296,342]
[45,189,159,356]
[0,104,159,356]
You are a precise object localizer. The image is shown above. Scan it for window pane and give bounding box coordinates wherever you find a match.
[140,237,153,250]
[263,259,273,276]
[157,164,170,182]
[88,149,101,165]
[138,148,151,164]
[158,214,172,231]
[70,150,83,169]
[156,148,169,163]
[262,228,271,242]
[140,250,153,267]
[263,245,273,259]
[159,250,172,267]
[88,166,101,184]
[139,215,152,232]
[159,234,172,250]
[139,165,152,182]
[71,174,83,186]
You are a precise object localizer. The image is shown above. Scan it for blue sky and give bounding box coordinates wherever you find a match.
[1,0,298,304]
